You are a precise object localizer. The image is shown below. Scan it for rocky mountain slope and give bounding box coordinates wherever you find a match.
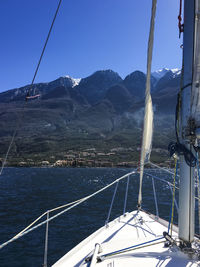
[0,68,180,166]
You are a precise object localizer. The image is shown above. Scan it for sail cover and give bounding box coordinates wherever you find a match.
[191,0,200,128]
[141,95,153,164]
[138,85,154,207]
[138,0,156,207]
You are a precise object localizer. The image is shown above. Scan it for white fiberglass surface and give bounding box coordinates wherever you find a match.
[53,210,199,267]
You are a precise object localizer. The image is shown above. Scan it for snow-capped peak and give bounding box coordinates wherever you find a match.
[64,75,81,87]
[169,68,181,77]
[72,78,81,87]
[171,68,179,73]
[152,68,181,80]
[152,68,169,80]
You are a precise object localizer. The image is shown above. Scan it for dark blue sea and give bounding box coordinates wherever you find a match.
[0,167,191,266]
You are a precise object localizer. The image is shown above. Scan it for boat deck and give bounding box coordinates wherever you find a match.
[52,210,199,266]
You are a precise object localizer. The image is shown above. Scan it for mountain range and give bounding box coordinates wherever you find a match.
[0,68,180,166]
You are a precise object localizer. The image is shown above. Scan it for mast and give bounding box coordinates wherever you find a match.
[178,0,200,244]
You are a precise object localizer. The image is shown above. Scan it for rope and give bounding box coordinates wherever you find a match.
[168,184,179,214]
[167,195,174,234]
[138,0,157,208]
[0,0,63,176]
[0,170,136,250]
[11,197,85,241]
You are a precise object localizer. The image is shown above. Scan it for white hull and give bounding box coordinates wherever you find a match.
[52,210,199,266]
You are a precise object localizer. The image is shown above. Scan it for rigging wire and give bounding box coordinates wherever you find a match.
[29,0,63,88]
[148,161,177,176]
[0,0,63,175]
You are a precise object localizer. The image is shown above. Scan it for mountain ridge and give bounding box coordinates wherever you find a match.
[0,68,179,167]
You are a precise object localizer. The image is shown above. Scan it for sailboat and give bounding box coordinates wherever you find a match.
[1,0,200,266]
[51,0,200,266]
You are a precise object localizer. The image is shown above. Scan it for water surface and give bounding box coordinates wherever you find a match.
[0,167,180,266]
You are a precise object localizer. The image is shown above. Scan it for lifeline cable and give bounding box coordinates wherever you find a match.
[2,168,199,250]
[0,170,136,250]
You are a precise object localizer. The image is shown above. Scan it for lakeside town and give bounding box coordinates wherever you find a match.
[1,146,173,168]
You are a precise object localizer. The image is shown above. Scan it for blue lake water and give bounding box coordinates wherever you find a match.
[0,167,188,266]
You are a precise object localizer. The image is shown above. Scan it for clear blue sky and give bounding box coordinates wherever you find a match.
[0,0,182,92]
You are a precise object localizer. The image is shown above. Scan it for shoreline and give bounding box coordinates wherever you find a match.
[2,162,173,169]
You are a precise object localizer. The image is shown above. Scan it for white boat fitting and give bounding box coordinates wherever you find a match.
[53,210,199,267]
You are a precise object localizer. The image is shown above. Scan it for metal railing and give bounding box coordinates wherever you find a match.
[1,164,198,266]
